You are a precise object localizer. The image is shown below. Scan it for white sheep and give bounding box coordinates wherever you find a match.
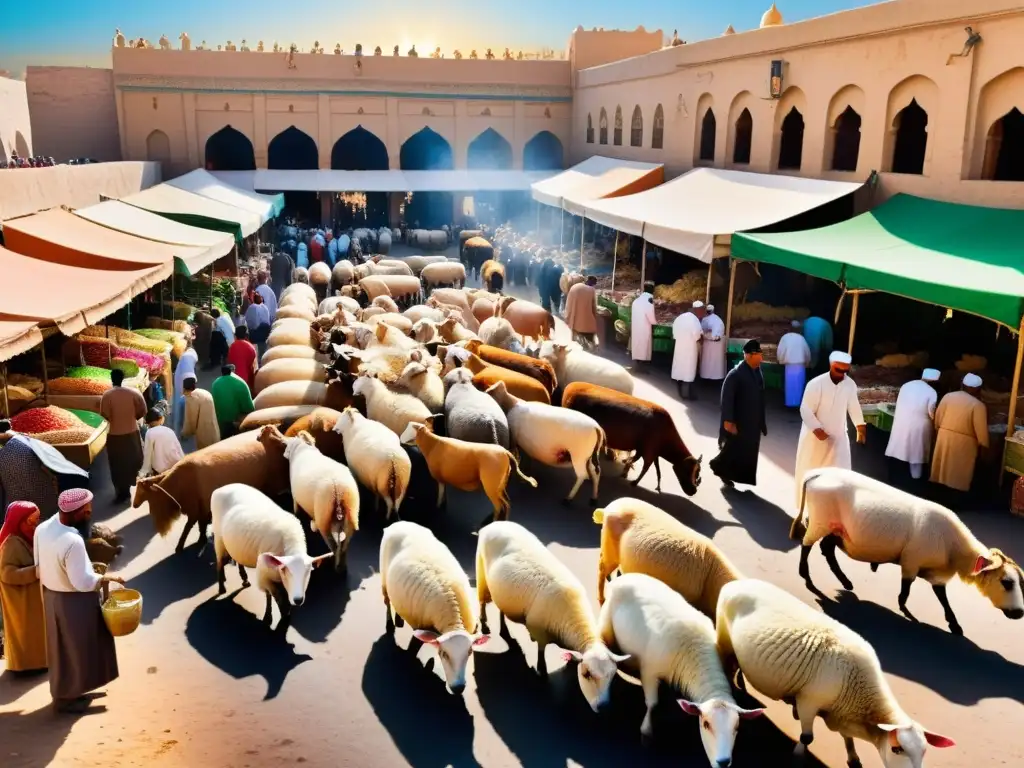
[282,431,360,572]
[397,361,445,413]
[716,578,955,767]
[403,304,447,324]
[380,521,490,694]
[352,374,433,436]
[592,497,741,618]
[791,467,1024,635]
[599,573,763,760]
[367,321,421,352]
[211,483,330,629]
[477,315,520,352]
[332,406,411,520]
[538,341,634,396]
[421,261,467,290]
[476,521,627,709]
[486,380,606,504]
[331,259,355,287]
[410,318,440,344]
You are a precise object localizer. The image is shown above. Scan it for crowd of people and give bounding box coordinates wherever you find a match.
[0,153,57,169]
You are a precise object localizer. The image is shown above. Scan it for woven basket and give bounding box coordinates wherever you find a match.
[100,586,143,637]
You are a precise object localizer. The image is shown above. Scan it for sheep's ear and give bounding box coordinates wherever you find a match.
[424,415,435,429]
[472,634,491,647]
[258,553,285,570]
[736,706,765,719]
[413,629,440,645]
[310,553,332,569]
[678,700,704,717]
[973,554,998,574]
[560,650,583,663]
[923,730,955,748]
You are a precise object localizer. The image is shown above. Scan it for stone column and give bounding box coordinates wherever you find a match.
[253,94,268,168]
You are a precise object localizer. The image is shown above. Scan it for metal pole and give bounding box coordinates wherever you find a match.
[536,203,540,236]
[580,217,585,271]
[611,231,620,292]
[209,265,215,312]
[1,362,9,418]
[559,208,564,251]
[640,240,648,286]
[847,292,860,353]
[40,340,49,404]
[705,261,714,305]
[725,259,737,338]
[1000,317,1024,484]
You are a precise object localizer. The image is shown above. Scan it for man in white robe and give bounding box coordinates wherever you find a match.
[699,304,727,381]
[671,300,704,399]
[777,320,812,408]
[794,350,866,506]
[885,368,939,480]
[630,282,657,368]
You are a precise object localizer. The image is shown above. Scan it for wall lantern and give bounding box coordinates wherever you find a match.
[769,60,784,99]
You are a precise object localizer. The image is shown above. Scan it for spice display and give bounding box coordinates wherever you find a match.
[32,427,97,445]
[47,377,112,396]
[113,347,166,376]
[731,302,810,323]
[82,325,171,357]
[66,366,113,382]
[77,336,116,368]
[728,319,795,343]
[653,273,708,304]
[5,373,44,395]
[10,405,86,433]
[133,328,188,359]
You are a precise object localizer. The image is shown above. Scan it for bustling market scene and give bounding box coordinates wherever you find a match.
[1,2,1023,766]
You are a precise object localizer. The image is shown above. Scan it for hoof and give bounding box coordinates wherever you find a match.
[561,497,573,507]
[848,761,862,768]
[839,579,854,591]
[640,731,654,748]
[870,563,879,573]
[174,545,185,554]
[241,580,250,589]
[949,623,964,636]
[588,497,599,507]
[629,479,640,487]
[395,614,405,628]
[217,585,227,596]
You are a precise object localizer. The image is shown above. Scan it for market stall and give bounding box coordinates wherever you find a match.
[732,193,1024,481]
[119,183,262,241]
[166,168,285,222]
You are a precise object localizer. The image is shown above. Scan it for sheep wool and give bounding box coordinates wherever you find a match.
[443,367,510,449]
[593,498,740,618]
[332,407,411,520]
[421,261,467,288]
[240,404,321,432]
[252,380,330,410]
[353,375,432,437]
[398,361,445,413]
[599,573,763,758]
[716,578,955,764]
[253,358,328,396]
[540,341,634,396]
[476,521,626,712]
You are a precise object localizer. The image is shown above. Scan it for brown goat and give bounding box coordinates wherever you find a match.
[463,339,557,394]
[443,347,550,404]
[562,381,702,495]
[284,406,346,462]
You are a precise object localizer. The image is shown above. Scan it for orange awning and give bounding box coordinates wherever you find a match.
[0,244,170,338]
[2,207,208,272]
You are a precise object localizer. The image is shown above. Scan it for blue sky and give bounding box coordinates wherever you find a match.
[0,0,880,76]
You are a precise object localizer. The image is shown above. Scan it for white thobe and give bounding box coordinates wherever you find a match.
[776,332,811,367]
[699,313,727,380]
[140,424,185,476]
[794,372,865,506]
[215,314,236,346]
[671,312,703,382]
[256,284,278,322]
[884,380,937,476]
[630,293,656,362]
[174,348,198,400]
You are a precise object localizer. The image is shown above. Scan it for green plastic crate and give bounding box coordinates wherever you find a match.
[653,324,673,339]
[761,362,783,390]
[653,337,674,354]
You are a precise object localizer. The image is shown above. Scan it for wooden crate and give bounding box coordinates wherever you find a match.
[53,421,110,470]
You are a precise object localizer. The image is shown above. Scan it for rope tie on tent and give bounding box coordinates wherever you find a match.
[833,286,848,325]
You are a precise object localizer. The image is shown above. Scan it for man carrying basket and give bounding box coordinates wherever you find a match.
[33,489,126,714]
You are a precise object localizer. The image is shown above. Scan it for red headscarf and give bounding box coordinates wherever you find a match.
[0,501,40,549]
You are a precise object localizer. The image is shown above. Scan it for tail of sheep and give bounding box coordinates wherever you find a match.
[508,452,537,488]
[387,461,401,512]
[788,474,812,541]
[592,509,605,525]
[589,427,607,474]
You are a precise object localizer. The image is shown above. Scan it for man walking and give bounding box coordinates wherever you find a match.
[181,375,221,450]
[885,368,940,480]
[211,364,255,439]
[564,275,600,348]
[671,301,704,400]
[930,372,989,494]
[709,339,767,488]
[630,281,657,370]
[99,369,147,503]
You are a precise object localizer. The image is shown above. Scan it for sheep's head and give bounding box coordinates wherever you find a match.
[484,380,515,411]
[411,319,438,343]
[133,476,181,536]
[444,367,474,390]
[257,425,288,456]
[678,698,763,767]
[673,454,703,497]
[560,643,629,712]
[967,549,1024,619]
[463,338,482,355]
[332,406,361,436]
[399,361,428,387]
[873,722,954,768]
[413,629,490,696]
[351,374,379,400]
[399,420,429,445]
[496,295,517,317]
[257,551,331,607]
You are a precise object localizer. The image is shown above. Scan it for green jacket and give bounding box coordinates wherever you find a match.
[211,373,255,426]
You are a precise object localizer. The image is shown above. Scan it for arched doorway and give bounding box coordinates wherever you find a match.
[400,127,453,229]
[699,108,717,162]
[524,132,563,171]
[467,129,513,226]
[269,126,319,223]
[777,107,805,170]
[14,131,30,158]
[331,126,390,228]
[831,106,862,172]
[983,108,1024,182]
[890,99,928,175]
[146,129,172,168]
[733,108,753,165]
[204,126,256,172]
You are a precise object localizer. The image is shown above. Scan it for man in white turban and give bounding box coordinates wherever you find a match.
[699,304,727,381]
[885,368,940,480]
[793,350,866,506]
[671,300,704,399]
[930,372,989,493]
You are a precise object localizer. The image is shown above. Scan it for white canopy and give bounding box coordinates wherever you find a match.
[229,169,556,193]
[583,168,864,263]
[531,155,664,212]
[167,169,284,222]
[74,199,236,275]
[120,183,262,238]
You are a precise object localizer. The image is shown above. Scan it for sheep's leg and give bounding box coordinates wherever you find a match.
[639,669,660,744]
[586,454,602,506]
[930,583,963,635]
[175,518,196,554]
[215,550,227,595]
[262,590,274,626]
[196,520,209,558]
[597,557,614,604]
[897,577,919,623]
[793,696,818,758]
[535,640,549,677]
[436,483,446,508]
[820,535,854,591]
[843,737,862,768]
[653,458,662,493]
[562,460,587,505]
[621,451,639,477]
[476,552,491,634]
[630,456,654,486]
[237,564,250,588]
[272,586,292,632]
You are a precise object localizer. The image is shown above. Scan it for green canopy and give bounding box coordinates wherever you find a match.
[732,194,1024,330]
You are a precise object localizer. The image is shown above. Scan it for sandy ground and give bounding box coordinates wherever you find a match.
[2,244,1023,767]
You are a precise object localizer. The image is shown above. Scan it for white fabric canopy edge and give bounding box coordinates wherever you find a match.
[168,169,284,222]
[247,169,556,193]
[120,183,262,238]
[531,155,664,210]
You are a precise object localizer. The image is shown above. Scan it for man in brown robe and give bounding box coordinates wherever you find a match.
[930,372,990,493]
[33,489,126,713]
[99,369,147,503]
[564,276,600,348]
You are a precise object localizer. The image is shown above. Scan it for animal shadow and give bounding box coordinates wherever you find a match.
[817,590,1024,705]
[127,544,219,625]
[721,487,799,552]
[361,634,480,768]
[0,703,99,768]
[184,590,312,700]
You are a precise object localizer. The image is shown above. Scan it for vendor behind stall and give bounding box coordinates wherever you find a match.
[0,419,89,517]
[802,316,834,373]
[885,368,940,481]
[630,282,657,368]
[930,373,988,494]
[672,301,704,400]
[699,305,726,382]
[777,321,812,408]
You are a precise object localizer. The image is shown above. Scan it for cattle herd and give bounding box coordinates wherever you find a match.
[131,251,1024,767]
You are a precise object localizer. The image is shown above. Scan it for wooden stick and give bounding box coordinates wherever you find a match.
[40,339,49,404]
[847,291,860,353]
[611,231,620,292]
[1,362,9,418]
[639,240,648,286]
[705,260,713,305]
[1000,317,1024,485]
[725,258,737,338]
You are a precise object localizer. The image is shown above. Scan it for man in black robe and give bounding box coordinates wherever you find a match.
[709,339,767,488]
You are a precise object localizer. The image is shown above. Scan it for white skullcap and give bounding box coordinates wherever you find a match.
[963,373,983,388]
[791,320,802,328]
[691,300,704,309]
[922,368,940,382]
[829,351,853,365]
[706,304,714,311]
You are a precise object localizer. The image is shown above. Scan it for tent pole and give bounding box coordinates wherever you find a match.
[209,265,215,312]
[1,362,9,418]
[847,292,860,354]
[1000,317,1024,485]
[536,203,540,236]
[725,259,737,338]
[40,340,49,405]
[580,218,585,271]
[611,232,620,292]
[559,208,564,251]
[705,260,713,305]
[640,240,648,287]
